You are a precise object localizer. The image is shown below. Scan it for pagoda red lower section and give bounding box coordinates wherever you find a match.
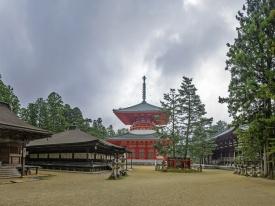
[107,138,158,160]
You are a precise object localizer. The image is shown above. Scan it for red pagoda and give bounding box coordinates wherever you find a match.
[107,76,169,163]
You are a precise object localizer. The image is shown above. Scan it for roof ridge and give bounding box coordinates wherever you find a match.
[113,101,162,112]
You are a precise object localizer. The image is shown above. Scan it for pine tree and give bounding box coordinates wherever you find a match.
[64,104,88,130]
[64,104,73,127]
[47,92,66,132]
[88,118,107,139]
[190,117,216,165]
[27,103,38,126]
[35,98,49,129]
[106,125,115,137]
[178,76,207,158]
[19,107,29,122]
[160,89,180,158]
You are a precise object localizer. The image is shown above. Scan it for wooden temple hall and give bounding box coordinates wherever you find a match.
[0,102,51,178]
[27,128,131,172]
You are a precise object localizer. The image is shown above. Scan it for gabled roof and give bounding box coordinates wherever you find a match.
[0,102,50,136]
[113,101,162,113]
[108,132,159,140]
[27,129,98,147]
[28,128,128,153]
[27,128,126,151]
[213,128,235,140]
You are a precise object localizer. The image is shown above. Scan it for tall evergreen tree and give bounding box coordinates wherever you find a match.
[190,117,216,165]
[27,103,38,127]
[160,89,180,158]
[106,125,115,137]
[20,91,98,136]
[64,104,73,126]
[35,98,49,129]
[0,75,20,113]
[219,0,275,177]
[88,118,107,139]
[63,104,89,130]
[19,107,29,122]
[178,76,207,158]
[47,92,66,132]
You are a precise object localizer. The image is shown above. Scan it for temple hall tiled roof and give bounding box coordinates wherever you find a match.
[28,128,125,150]
[0,101,50,135]
[27,129,97,146]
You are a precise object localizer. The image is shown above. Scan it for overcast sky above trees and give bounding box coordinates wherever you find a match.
[0,0,244,129]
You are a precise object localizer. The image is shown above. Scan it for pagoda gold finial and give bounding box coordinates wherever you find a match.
[142,76,146,102]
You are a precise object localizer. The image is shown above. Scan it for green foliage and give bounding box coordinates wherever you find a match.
[190,118,216,164]
[20,91,112,139]
[211,120,228,136]
[0,74,118,139]
[236,125,262,163]
[47,92,66,132]
[159,76,216,160]
[220,0,275,176]
[63,104,90,131]
[0,75,20,113]
[35,98,49,129]
[236,117,275,162]
[116,128,129,135]
[160,88,180,157]
[178,76,207,158]
[219,0,275,125]
[154,129,177,157]
[106,125,116,137]
[87,118,108,139]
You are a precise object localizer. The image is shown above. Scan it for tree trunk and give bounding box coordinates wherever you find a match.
[172,96,176,158]
[263,143,268,177]
[172,142,176,158]
[172,114,175,158]
[184,96,191,159]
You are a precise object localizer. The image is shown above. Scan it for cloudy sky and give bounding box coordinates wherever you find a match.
[0,0,244,129]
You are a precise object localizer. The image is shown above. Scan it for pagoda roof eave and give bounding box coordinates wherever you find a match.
[113,101,163,113]
[107,132,159,140]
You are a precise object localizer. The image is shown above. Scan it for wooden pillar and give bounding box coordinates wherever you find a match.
[21,139,26,178]
[115,153,119,177]
[126,153,128,170]
[130,153,133,169]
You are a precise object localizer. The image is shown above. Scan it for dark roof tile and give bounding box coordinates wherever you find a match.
[0,102,50,135]
[113,101,162,113]
[108,132,159,140]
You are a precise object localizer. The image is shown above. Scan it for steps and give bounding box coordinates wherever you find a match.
[0,166,21,178]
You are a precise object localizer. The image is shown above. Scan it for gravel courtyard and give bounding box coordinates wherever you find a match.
[0,166,275,206]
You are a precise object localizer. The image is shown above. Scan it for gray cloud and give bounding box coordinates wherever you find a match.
[0,0,244,129]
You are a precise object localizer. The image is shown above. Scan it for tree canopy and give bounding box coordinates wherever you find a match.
[0,75,20,113]
[220,0,275,177]
[19,92,117,138]
[158,76,218,162]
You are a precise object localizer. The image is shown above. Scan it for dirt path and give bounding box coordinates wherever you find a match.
[0,166,275,206]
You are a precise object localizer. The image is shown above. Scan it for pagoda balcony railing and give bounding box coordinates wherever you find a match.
[130,121,155,131]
